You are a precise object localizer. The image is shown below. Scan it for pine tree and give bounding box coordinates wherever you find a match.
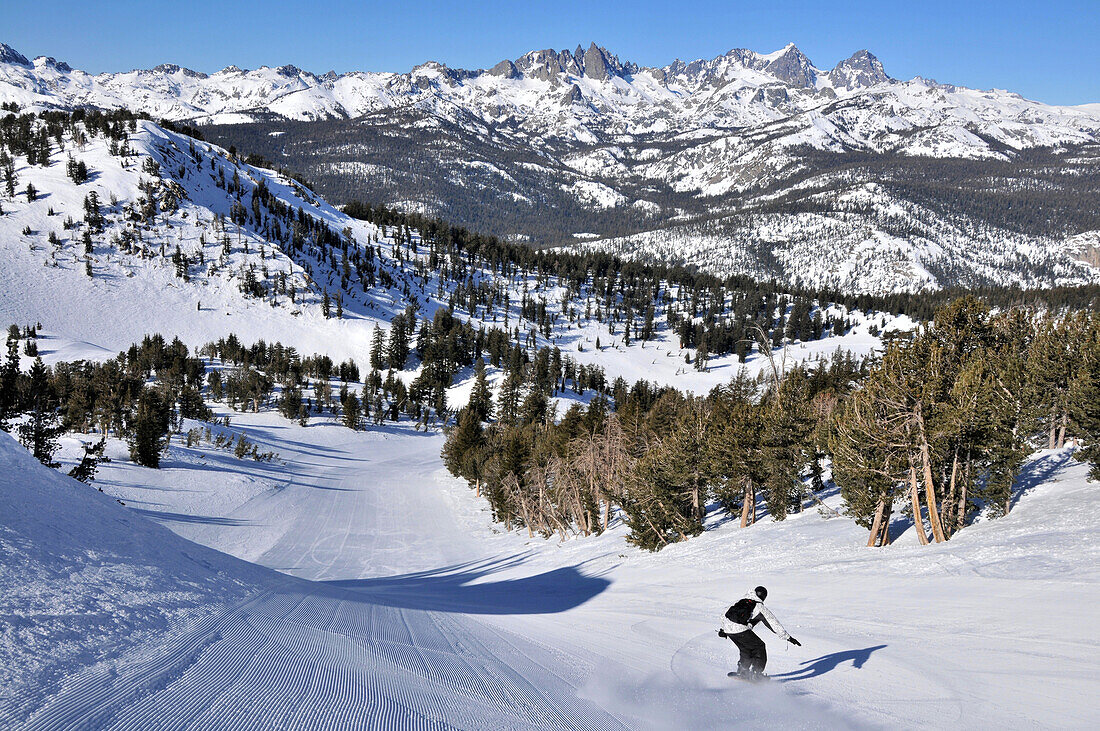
[442,408,487,493]
[830,347,919,546]
[387,314,410,369]
[279,385,302,420]
[1,151,15,199]
[18,358,63,468]
[707,374,766,528]
[496,370,523,426]
[369,325,386,370]
[83,191,104,232]
[0,335,20,430]
[467,360,493,421]
[625,401,708,550]
[759,368,814,520]
[1069,315,1100,480]
[343,390,360,430]
[68,438,107,483]
[128,386,170,468]
[1027,315,1078,449]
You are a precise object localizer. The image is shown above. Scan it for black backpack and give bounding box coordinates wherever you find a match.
[725,598,757,625]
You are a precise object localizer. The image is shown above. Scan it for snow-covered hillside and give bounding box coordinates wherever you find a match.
[2,391,1097,728]
[3,41,1100,293]
[0,114,900,390]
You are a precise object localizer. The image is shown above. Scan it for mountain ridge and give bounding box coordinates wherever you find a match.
[2,41,1100,294]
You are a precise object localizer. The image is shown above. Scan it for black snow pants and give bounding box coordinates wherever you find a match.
[730,629,767,674]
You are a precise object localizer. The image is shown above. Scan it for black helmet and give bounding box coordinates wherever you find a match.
[754,586,768,601]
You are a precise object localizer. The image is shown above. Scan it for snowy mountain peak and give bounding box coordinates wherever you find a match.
[32,55,71,72]
[488,58,519,79]
[151,63,208,78]
[0,42,30,67]
[764,43,817,87]
[275,64,304,77]
[509,43,633,83]
[829,49,890,89]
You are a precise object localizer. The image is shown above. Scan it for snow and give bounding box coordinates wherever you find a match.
[3,393,1099,728]
[0,111,1098,727]
[6,42,1099,293]
[563,179,626,208]
[0,431,270,723]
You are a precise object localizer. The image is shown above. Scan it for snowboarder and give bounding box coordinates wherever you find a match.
[718,586,800,680]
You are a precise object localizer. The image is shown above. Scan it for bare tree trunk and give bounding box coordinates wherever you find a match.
[868,499,886,547]
[1057,410,1068,449]
[915,406,947,543]
[956,459,970,533]
[909,464,930,546]
[881,501,893,545]
[1048,408,1057,449]
[740,480,755,528]
[943,451,959,539]
[692,476,702,525]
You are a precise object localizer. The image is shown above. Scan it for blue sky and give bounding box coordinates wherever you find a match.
[4,0,1098,104]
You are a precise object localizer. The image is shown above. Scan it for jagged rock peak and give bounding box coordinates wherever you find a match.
[0,43,31,67]
[275,64,303,77]
[512,43,633,82]
[151,63,208,78]
[488,59,519,79]
[582,43,614,81]
[33,55,72,73]
[764,43,816,88]
[829,50,890,90]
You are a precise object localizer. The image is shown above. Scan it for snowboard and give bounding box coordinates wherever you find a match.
[727,671,769,683]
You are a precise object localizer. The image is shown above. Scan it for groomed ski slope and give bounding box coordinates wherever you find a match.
[4,402,1099,730]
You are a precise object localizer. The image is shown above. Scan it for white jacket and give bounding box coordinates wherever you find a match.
[721,592,790,641]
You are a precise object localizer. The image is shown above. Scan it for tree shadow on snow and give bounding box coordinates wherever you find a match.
[772,645,887,682]
[130,507,253,526]
[1010,449,1075,510]
[324,553,611,615]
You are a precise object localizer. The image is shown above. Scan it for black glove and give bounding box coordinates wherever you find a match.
[788,637,801,646]
[717,629,727,638]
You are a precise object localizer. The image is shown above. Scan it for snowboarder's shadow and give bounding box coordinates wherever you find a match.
[772,645,887,681]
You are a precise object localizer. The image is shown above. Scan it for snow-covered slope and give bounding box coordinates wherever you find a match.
[0,431,270,722]
[4,395,1097,728]
[0,115,900,391]
[3,41,1100,293]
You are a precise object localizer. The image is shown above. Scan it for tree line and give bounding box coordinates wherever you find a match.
[443,298,1100,549]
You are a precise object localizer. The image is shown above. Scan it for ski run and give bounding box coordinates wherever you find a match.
[2,391,1098,729]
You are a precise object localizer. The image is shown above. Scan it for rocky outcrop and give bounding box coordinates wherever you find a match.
[488,59,519,79]
[765,45,816,88]
[0,44,32,67]
[829,51,889,90]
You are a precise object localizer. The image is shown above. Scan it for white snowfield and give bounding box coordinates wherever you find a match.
[2,401,1099,729]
